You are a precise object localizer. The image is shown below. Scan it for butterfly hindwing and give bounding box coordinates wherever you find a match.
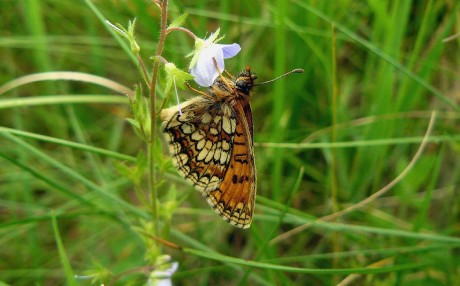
[208,100,256,228]
[161,97,236,194]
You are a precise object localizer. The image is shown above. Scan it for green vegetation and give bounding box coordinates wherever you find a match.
[1,0,459,285]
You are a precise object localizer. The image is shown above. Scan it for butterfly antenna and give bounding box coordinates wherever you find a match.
[254,68,304,86]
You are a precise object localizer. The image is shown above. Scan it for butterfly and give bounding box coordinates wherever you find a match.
[161,67,257,228]
[161,67,303,228]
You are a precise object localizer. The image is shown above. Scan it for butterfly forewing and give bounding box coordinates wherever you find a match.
[161,71,256,228]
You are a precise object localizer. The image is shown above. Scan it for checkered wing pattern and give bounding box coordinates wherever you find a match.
[161,94,255,228]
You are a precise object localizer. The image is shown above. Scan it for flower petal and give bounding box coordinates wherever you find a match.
[220,43,241,59]
[188,38,205,69]
[190,44,225,87]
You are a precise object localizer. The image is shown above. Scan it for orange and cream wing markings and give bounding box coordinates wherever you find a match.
[161,98,235,193]
[161,69,257,228]
[209,102,255,227]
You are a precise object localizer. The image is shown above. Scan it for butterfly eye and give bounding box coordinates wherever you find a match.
[235,78,254,93]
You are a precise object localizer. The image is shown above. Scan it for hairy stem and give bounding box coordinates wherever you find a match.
[148,0,168,235]
[137,54,150,86]
[166,26,198,39]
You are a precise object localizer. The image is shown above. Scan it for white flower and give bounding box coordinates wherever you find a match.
[189,29,241,87]
[148,255,179,286]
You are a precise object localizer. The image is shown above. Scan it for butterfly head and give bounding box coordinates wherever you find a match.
[235,66,257,94]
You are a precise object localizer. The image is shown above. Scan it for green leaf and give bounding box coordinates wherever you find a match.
[127,18,140,53]
[105,19,139,53]
[168,13,188,29]
[127,85,151,140]
[136,151,148,177]
[83,261,112,285]
[113,151,147,186]
[105,20,128,38]
[125,118,140,130]
[164,63,194,98]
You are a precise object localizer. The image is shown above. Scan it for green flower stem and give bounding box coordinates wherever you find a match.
[148,0,168,236]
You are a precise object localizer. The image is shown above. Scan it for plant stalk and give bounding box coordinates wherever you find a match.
[148,0,168,235]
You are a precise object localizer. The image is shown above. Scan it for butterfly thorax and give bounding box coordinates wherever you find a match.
[207,70,257,102]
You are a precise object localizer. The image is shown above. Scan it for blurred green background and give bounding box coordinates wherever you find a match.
[1,0,459,285]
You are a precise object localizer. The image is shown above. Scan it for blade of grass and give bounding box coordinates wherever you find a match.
[66,105,107,185]
[264,244,454,264]
[0,72,134,96]
[51,213,78,286]
[183,246,432,275]
[293,0,460,112]
[330,22,340,272]
[239,167,305,285]
[0,152,99,210]
[23,0,53,81]
[285,218,460,244]
[1,132,146,218]
[0,127,135,162]
[258,134,460,149]
[395,0,433,110]
[412,144,444,231]
[170,229,270,285]
[270,0,288,201]
[0,95,127,109]
[270,112,436,244]
[0,211,116,229]
[256,196,460,245]
[82,0,138,66]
